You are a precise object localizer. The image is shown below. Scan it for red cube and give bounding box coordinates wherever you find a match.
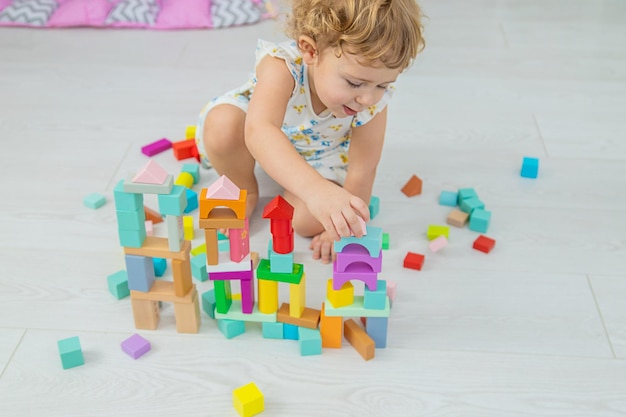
[473,235,496,253]
[403,252,425,270]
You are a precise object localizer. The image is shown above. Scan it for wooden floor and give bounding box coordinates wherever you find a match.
[1,1,626,415]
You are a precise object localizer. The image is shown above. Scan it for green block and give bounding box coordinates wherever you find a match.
[107,270,130,300]
[382,233,390,250]
[202,289,216,319]
[57,336,84,370]
[215,300,277,323]
[217,319,245,339]
[256,259,303,284]
[426,225,449,241]
[262,322,284,339]
[213,280,232,314]
[324,296,391,318]
[298,327,322,356]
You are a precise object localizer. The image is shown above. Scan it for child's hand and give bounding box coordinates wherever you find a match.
[305,181,369,241]
[309,230,337,264]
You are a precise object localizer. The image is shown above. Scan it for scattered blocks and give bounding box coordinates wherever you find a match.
[469,208,491,233]
[57,336,84,370]
[403,252,425,270]
[438,190,457,207]
[426,224,449,241]
[185,125,196,140]
[428,235,448,253]
[107,270,130,299]
[298,327,322,356]
[141,138,172,157]
[121,333,151,359]
[457,188,478,203]
[446,209,469,228]
[521,156,539,178]
[382,232,390,250]
[401,174,423,197]
[83,192,106,209]
[172,139,199,161]
[233,382,264,417]
[473,235,496,253]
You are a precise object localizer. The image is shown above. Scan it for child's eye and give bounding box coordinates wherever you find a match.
[347,80,362,88]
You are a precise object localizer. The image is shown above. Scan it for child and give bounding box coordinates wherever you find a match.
[195,0,425,263]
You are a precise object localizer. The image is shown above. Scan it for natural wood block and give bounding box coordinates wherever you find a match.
[401,174,422,197]
[171,258,193,297]
[276,303,320,330]
[344,319,375,361]
[320,303,342,348]
[131,298,159,330]
[130,281,197,303]
[447,209,469,228]
[123,237,190,261]
[174,289,201,333]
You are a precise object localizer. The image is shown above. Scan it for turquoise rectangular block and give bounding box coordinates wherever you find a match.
[57,336,84,370]
[283,323,299,340]
[298,327,322,356]
[324,296,391,318]
[191,253,208,282]
[182,163,200,184]
[113,180,143,211]
[125,254,155,292]
[369,195,380,219]
[521,156,539,178]
[158,185,187,216]
[217,319,245,339]
[117,227,146,248]
[364,280,387,310]
[202,289,216,319]
[457,188,478,204]
[107,270,130,300]
[459,197,485,214]
[262,322,284,339]
[116,208,146,230]
[218,239,230,252]
[83,192,106,209]
[268,241,294,273]
[183,188,198,214]
[438,190,458,207]
[469,208,491,233]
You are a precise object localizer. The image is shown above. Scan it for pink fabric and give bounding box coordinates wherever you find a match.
[47,0,114,27]
[156,0,213,29]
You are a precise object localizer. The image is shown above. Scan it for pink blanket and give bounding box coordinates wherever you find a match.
[0,0,274,29]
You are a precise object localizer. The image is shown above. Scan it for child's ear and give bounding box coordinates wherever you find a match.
[298,35,318,64]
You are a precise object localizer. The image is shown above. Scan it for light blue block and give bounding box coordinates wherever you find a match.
[268,241,293,273]
[158,185,187,216]
[83,192,106,209]
[107,270,130,299]
[218,239,230,252]
[438,190,458,207]
[153,258,167,277]
[369,195,380,220]
[57,336,84,370]
[183,188,198,214]
[459,197,485,214]
[117,227,146,248]
[125,254,155,292]
[457,188,478,204]
[334,225,383,257]
[113,180,143,211]
[202,289,216,319]
[364,280,387,310]
[217,319,245,339]
[191,253,208,282]
[298,327,322,356]
[469,208,491,233]
[521,156,539,178]
[365,317,388,348]
[115,208,146,230]
[182,163,200,184]
[262,322,284,339]
[283,323,299,340]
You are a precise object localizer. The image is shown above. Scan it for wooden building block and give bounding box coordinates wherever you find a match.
[131,298,160,330]
[233,382,264,417]
[123,237,190,261]
[198,209,247,229]
[289,273,306,318]
[320,303,342,348]
[130,281,197,303]
[326,279,354,309]
[204,228,219,265]
[447,209,469,228]
[401,174,422,197]
[258,278,278,314]
[173,289,201,333]
[344,319,375,361]
[403,252,425,270]
[171,258,193,297]
[199,188,247,220]
[276,303,320,330]
[144,206,163,224]
[473,235,496,253]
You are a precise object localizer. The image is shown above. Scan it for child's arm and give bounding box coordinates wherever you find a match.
[245,56,369,240]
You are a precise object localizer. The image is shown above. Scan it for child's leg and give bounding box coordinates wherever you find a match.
[202,104,258,216]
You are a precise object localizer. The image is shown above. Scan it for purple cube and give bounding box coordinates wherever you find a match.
[121,334,151,359]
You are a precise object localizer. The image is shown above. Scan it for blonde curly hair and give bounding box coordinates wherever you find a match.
[285,0,425,70]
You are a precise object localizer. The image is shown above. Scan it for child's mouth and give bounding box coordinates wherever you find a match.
[343,106,357,116]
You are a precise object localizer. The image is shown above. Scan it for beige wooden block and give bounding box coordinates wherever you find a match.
[174,289,201,334]
[123,237,190,261]
[447,209,469,228]
[131,298,159,330]
[171,258,193,297]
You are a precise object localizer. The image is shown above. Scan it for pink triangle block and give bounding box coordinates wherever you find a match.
[205,175,240,200]
[132,159,169,185]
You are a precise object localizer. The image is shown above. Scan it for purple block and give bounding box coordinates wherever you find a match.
[121,334,151,359]
[333,262,378,291]
[141,138,172,157]
[240,278,255,314]
[208,267,253,281]
[335,247,382,273]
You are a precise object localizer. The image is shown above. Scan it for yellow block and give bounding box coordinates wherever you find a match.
[191,243,206,257]
[175,171,194,189]
[183,215,194,240]
[232,293,241,301]
[258,279,278,314]
[185,125,196,140]
[233,382,264,417]
[326,279,354,308]
[289,272,306,318]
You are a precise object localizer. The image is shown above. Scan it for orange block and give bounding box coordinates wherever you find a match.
[276,303,320,330]
[320,303,342,348]
[401,174,423,197]
[144,206,163,224]
[344,319,375,361]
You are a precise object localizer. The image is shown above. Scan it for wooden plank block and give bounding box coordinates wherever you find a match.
[344,319,375,361]
[123,237,190,261]
[130,281,197,303]
[276,303,320,330]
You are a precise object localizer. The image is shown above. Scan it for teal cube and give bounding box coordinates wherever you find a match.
[369,195,380,219]
[202,289,216,319]
[57,336,84,370]
[217,319,245,339]
[283,323,299,340]
[113,180,143,211]
[364,280,387,310]
[191,253,208,282]
[116,208,146,230]
[183,188,198,214]
[459,197,485,214]
[117,227,146,248]
[268,241,294,273]
[298,327,322,356]
[521,156,539,178]
[469,209,491,233]
[262,322,284,339]
[83,192,106,209]
[107,270,130,299]
[438,191,458,207]
[457,188,478,204]
[157,185,187,216]
[182,163,200,184]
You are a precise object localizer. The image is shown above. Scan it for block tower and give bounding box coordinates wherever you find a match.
[199,176,255,318]
[321,225,390,360]
[114,159,200,333]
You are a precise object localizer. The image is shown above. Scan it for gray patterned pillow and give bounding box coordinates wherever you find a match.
[211,0,262,29]
[105,0,160,26]
[0,0,58,26]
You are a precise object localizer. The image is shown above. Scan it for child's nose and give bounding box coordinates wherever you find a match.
[356,90,380,107]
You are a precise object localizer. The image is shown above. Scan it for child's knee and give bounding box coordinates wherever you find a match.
[202,106,246,154]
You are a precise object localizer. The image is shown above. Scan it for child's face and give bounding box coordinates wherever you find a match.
[309,47,402,118]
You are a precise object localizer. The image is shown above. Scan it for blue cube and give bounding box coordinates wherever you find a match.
[438,190,458,207]
[521,156,539,178]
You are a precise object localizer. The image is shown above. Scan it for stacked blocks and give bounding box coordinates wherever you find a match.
[326,225,389,360]
[113,159,200,334]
